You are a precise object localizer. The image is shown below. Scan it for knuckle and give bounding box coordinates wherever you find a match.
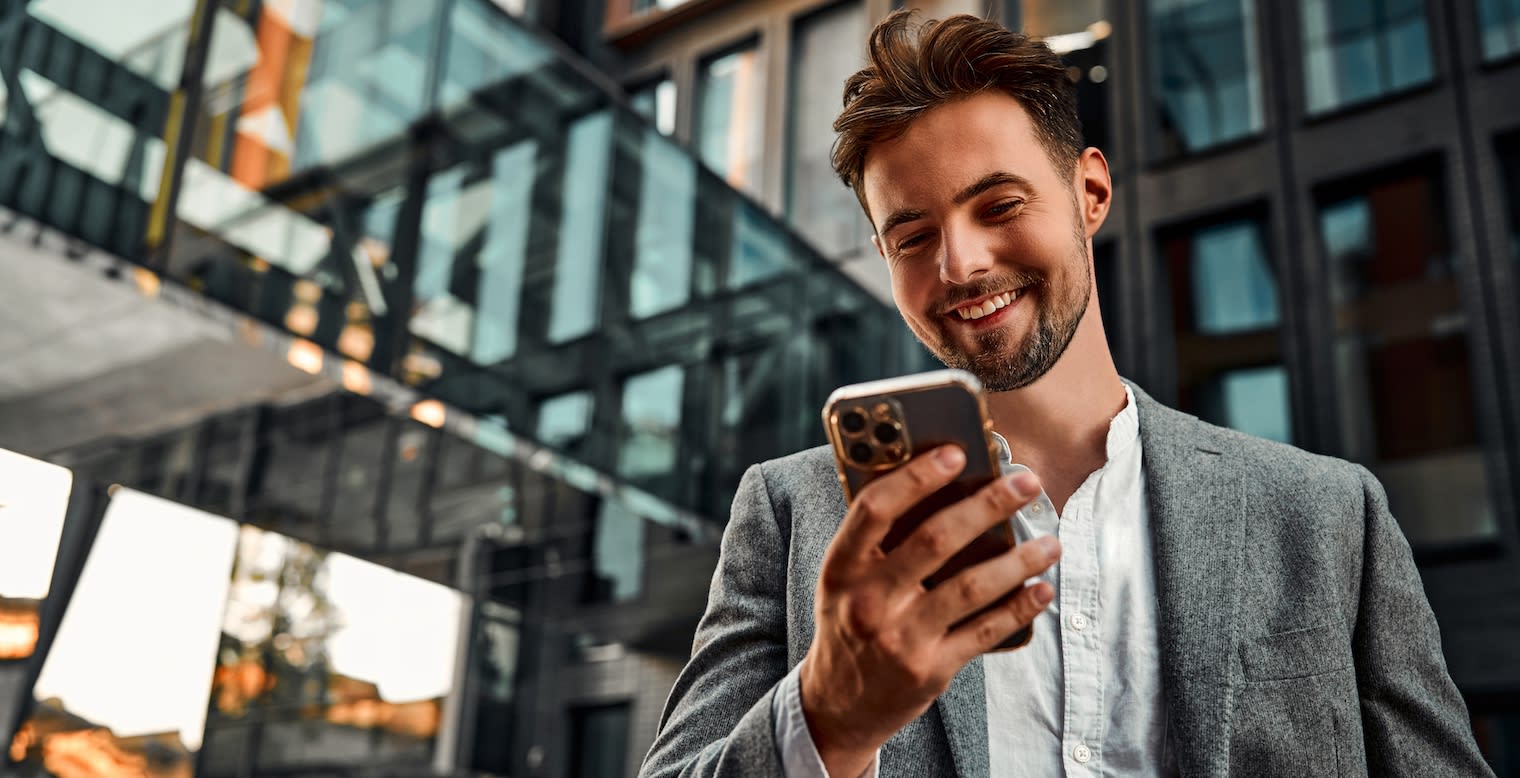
[974,616,1006,647]
[915,524,953,558]
[842,598,881,641]
[956,573,988,605]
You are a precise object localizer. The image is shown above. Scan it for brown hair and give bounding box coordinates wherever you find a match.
[831,11,1084,223]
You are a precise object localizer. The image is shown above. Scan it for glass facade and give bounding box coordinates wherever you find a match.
[1300,0,1433,115]
[1160,216,1293,443]
[1316,165,1497,547]
[1478,0,1520,61]
[1147,0,1264,155]
[0,451,71,662]
[630,77,678,136]
[786,1,870,259]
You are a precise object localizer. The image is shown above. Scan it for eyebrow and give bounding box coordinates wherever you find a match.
[876,171,1036,239]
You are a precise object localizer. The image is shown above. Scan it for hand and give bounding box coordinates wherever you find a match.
[799,446,1060,777]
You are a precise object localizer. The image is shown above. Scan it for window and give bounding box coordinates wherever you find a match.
[1477,0,1520,61]
[1147,0,1264,155]
[568,702,631,778]
[787,1,869,259]
[1159,216,1293,443]
[587,500,644,602]
[1316,165,1497,547]
[550,110,614,343]
[536,391,593,452]
[696,42,765,198]
[617,365,685,478]
[1300,0,1433,115]
[631,132,696,318]
[630,77,676,136]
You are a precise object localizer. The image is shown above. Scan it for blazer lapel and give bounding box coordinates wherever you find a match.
[1133,386,1245,776]
[937,657,989,777]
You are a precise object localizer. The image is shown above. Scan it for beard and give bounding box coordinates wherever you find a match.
[920,223,1091,393]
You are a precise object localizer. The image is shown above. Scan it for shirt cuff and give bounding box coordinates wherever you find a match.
[771,663,881,778]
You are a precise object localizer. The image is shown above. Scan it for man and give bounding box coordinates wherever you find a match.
[640,11,1491,777]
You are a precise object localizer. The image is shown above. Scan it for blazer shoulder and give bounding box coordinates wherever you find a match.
[1183,417,1375,515]
[750,444,840,512]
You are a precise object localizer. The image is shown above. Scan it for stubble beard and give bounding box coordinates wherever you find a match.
[924,225,1092,393]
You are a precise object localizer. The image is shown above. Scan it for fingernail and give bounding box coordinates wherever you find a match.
[935,446,964,471]
[1009,471,1038,497]
[1033,584,1053,606]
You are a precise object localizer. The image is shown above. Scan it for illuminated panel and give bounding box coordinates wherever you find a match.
[0,449,73,660]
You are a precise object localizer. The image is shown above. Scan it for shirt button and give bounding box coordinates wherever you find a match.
[1030,501,1043,514]
[1068,613,1088,631]
[1073,743,1092,763]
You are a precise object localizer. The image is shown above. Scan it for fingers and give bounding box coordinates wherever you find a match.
[944,579,1056,662]
[918,534,1061,632]
[827,446,966,571]
[885,469,1041,586]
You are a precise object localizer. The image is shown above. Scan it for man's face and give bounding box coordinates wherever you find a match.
[863,92,1093,392]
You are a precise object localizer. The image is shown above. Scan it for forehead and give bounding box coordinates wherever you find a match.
[860,92,1055,222]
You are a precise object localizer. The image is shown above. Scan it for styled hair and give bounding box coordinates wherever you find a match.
[831,11,1084,223]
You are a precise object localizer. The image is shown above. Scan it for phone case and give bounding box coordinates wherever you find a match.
[822,369,1032,651]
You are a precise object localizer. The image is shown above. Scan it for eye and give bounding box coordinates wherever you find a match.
[895,232,929,252]
[984,199,1024,218]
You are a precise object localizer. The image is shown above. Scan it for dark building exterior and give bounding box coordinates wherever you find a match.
[3,0,1520,775]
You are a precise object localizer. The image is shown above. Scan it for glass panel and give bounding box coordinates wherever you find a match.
[1300,0,1433,115]
[696,43,765,198]
[550,110,614,343]
[0,450,73,661]
[569,703,632,778]
[1147,0,1264,155]
[1317,167,1497,546]
[537,391,595,451]
[632,132,696,318]
[617,365,685,479]
[12,490,240,774]
[1477,0,1520,61]
[588,500,644,602]
[1160,216,1293,442]
[730,199,794,288]
[787,1,870,259]
[630,78,676,136]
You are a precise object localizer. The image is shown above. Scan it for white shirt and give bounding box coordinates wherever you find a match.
[774,386,1171,776]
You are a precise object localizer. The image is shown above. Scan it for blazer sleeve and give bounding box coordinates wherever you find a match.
[1351,466,1494,776]
[638,463,791,778]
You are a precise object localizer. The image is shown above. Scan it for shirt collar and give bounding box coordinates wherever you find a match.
[990,384,1141,466]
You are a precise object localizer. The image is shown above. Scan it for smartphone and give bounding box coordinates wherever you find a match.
[822,369,1031,651]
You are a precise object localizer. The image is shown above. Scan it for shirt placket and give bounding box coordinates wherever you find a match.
[1058,478,1104,776]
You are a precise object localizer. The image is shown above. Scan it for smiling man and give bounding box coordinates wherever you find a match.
[639,11,1490,778]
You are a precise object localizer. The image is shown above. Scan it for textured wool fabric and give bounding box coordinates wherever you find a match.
[639,382,1492,778]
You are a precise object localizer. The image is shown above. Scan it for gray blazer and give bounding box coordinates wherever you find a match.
[640,383,1492,777]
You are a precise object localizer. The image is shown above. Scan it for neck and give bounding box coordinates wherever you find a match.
[985,306,1126,511]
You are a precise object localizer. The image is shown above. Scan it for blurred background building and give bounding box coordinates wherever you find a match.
[0,0,1517,776]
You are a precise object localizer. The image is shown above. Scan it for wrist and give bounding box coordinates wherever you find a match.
[798,655,879,776]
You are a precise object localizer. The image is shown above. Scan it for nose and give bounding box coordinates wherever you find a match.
[938,222,996,285]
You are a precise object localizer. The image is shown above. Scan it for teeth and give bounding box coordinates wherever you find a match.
[955,290,1021,321]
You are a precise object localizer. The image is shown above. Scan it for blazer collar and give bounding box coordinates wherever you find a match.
[934,382,1244,776]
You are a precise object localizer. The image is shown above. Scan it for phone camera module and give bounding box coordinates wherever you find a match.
[840,409,868,435]
[873,422,901,445]
[848,442,874,465]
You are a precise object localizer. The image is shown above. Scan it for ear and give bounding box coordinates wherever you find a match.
[1075,148,1112,239]
[871,233,886,261]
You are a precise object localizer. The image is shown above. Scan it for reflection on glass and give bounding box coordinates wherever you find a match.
[1147,0,1264,155]
[787,1,869,259]
[1477,0,1520,62]
[697,44,765,197]
[617,366,685,479]
[11,490,239,776]
[202,525,466,773]
[1161,216,1293,443]
[630,78,677,136]
[730,200,793,289]
[1317,168,1496,546]
[1300,0,1432,115]
[633,133,696,318]
[0,450,72,661]
[551,111,614,343]
[538,392,594,451]
[588,501,644,603]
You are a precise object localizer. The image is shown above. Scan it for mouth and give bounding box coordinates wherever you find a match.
[946,288,1026,324]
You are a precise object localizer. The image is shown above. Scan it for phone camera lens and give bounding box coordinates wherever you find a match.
[873,422,900,445]
[848,442,874,464]
[840,410,867,434]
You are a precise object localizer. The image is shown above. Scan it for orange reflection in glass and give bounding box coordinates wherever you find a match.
[0,599,40,659]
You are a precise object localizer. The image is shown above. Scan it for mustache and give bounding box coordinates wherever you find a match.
[938,270,1043,312]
